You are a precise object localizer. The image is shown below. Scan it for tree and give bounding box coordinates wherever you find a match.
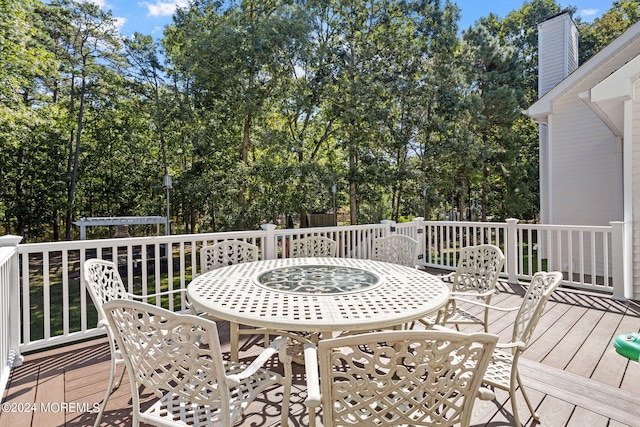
[462,24,524,221]
[498,0,569,103]
[578,1,640,63]
[0,0,65,240]
[164,0,311,229]
[38,0,124,239]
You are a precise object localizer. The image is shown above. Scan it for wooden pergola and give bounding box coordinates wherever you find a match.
[72,216,169,240]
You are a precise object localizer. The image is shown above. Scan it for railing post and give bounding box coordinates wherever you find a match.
[380,220,396,235]
[260,223,278,260]
[610,221,627,300]
[0,236,24,377]
[412,217,426,266]
[506,218,519,284]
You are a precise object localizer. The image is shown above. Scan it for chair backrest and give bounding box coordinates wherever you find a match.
[316,330,497,427]
[200,240,259,273]
[452,244,506,295]
[512,271,562,348]
[102,299,234,425]
[84,258,130,324]
[289,236,337,258]
[370,234,419,267]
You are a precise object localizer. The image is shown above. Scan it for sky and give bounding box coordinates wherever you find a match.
[87,0,616,38]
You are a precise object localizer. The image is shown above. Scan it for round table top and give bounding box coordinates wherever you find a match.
[187,257,450,332]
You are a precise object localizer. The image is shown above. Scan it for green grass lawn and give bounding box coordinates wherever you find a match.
[25,252,195,342]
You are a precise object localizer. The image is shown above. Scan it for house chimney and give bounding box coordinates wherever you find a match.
[537,13,578,98]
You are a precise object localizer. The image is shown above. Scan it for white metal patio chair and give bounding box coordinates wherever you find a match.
[200,240,259,273]
[422,244,505,332]
[370,234,419,267]
[200,240,267,361]
[289,235,337,257]
[304,329,498,427]
[102,299,292,427]
[286,235,338,361]
[83,258,189,427]
[476,270,562,427]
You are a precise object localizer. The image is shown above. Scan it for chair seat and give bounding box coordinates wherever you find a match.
[482,348,514,390]
[142,361,283,427]
[423,306,484,327]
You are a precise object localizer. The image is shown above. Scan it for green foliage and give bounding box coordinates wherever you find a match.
[578,1,640,63]
[3,0,636,240]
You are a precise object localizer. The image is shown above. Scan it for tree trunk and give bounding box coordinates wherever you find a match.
[299,207,309,228]
[459,176,466,223]
[15,149,25,238]
[349,142,358,225]
[481,164,488,222]
[239,113,252,206]
[65,74,85,240]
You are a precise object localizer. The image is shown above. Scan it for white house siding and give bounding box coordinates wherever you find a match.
[546,86,622,279]
[567,23,579,73]
[631,79,640,297]
[539,21,570,97]
[550,93,622,226]
[538,14,578,98]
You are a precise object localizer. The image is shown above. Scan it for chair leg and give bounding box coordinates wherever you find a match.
[94,356,120,427]
[483,308,490,332]
[113,360,125,389]
[509,367,539,427]
[280,348,293,427]
[230,322,240,362]
[517,371,540,421]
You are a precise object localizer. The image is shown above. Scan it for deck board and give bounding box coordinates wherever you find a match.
[2,275,640,427]
[564,300,623,378]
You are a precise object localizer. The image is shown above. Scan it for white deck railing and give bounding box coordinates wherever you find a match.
[2,218,624,363]
[422,219,623,295]
[0,236,23,403]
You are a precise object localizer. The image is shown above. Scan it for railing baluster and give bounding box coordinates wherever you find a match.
[603,231,610,288]
[62,250,69,336]
[590,231,596,287]
[43,252,50,340]
[154,242,161,305]
[569,230,575,283]
[141,244,148,298]
[21,253,30,346]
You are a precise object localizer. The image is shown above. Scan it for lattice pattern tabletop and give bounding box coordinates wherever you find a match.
[187,257,450,332]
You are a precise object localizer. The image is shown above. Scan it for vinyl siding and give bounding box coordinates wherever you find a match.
[539,22,568,97]
[550,92,622,226]
[545,85,623,279]
[538,15,577,97]
[568,24,579,73]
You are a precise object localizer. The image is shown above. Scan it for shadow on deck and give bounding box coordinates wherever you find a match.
[2,277,640,426]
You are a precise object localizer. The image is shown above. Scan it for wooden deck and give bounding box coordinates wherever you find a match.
[2,275,640,427]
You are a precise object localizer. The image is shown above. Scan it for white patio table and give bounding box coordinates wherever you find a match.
[187,257,450,360]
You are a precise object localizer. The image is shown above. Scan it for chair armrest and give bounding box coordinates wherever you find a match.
[227,336,288,385]
[303,343,321,408]
[128,288,187,300]
[496,341,526,351]
[477,387,495,401]
[450,296,520,313]
[430,324,455,332]
[450,289,496,299]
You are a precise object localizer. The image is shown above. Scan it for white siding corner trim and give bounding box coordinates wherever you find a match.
[625,98,634,299]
